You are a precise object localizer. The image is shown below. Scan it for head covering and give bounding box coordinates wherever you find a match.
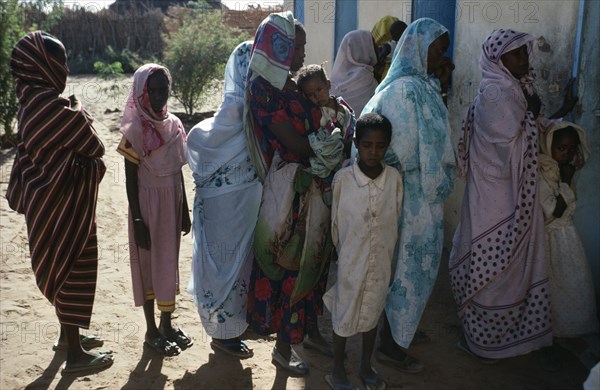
[372,15,400,46]
[247,11,295,90]
[539,120,589,188]
[457,29,536,177]
[120,63,186,176]
[8,31,101,168]
[330,30,379,115]
[377,17,448,94]
[187,41,256,195]
[362,17,455,203]
[10,31,67,96]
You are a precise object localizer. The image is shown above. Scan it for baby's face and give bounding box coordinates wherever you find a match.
[301,77,331,107]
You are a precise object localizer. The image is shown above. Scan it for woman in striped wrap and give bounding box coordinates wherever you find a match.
[6,31,113,374]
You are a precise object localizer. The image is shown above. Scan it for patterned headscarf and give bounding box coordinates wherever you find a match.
[247,11,295,90]
[188,41,254,189]
[11,31,68,97]
[376,17,448,94]
[457,29,536,177]
[362,18,455,203]
[120,64,187,175]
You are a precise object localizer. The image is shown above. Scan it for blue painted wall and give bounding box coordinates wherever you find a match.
[412,0,456,59]
[333,0,358,59]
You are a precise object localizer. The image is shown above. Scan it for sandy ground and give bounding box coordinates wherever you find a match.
[0,75,596,389]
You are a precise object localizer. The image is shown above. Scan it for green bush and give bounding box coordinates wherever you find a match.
[163,10,248,115]
[93,59,124,79]
[0,0,24,137]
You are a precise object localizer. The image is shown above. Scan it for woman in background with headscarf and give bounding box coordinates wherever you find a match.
[187,41,260,359]
[361,17,455,372]
[372,15,408,80]
[330,30,379,117]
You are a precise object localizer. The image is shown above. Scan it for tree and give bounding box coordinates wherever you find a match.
[163,10,247,115]
[0,0,24,139]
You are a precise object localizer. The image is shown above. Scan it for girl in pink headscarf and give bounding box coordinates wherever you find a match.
[118,63,192,357]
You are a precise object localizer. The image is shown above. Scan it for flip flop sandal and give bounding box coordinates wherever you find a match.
[61,352,114,375]
[360,369,386,390]
[53,335,104,351]
[144,336,181,357]
[271,347,309,376]
[165,327,194,350]
[324,374,358,390]
[210,340,254,359]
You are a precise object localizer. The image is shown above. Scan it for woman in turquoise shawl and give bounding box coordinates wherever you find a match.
[361,17,455,371]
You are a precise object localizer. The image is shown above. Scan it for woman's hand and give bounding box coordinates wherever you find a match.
[133,219,151,249]
[524,91,542,119]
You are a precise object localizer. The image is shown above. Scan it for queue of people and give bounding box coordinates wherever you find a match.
[5,9,597,389]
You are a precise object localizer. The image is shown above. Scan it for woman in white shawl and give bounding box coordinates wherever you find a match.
[330,30,379,116]
[187,41,260,359]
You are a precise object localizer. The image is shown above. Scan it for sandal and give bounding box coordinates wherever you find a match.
[376,349,424,373]
[271,347,309,376]
[144,336,181,357]
[164,327,194,350]
[61,352,114,375]
[210,339,254,359]
[360,369,386,390]
[53,335,104,351]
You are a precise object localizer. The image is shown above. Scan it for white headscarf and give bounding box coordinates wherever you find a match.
[187,41,256,195]
[330,30,379,115]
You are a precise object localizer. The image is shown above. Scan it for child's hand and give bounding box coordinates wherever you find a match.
[573,151,585,170]
[182,209,191,235]
[133,219,151,249]
[559,163,576,185]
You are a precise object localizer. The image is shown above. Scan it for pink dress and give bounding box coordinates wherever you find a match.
[117,64,187,312]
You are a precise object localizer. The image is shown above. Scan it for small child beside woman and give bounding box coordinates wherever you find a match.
[296,64,356,178]
[538,120,598,338]
[324,112,403,390]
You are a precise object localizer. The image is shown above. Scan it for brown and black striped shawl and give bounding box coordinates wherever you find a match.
[6,31,106,328]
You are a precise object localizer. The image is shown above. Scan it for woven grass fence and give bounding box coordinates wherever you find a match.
[49,8,165,68]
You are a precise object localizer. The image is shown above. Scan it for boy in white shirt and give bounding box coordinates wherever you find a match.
[324,113,403,390]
